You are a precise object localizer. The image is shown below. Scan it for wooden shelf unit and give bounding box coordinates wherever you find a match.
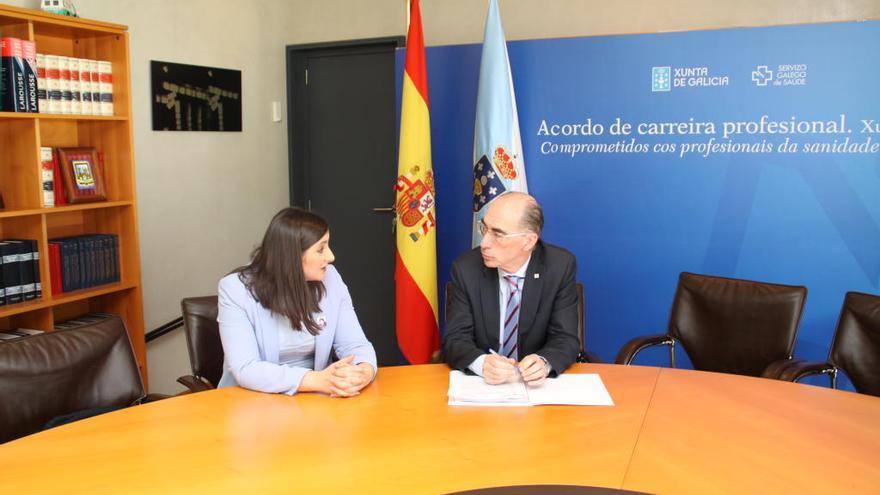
[0,5,145,378]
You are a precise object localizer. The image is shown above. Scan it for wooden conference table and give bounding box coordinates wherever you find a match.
[1,363,878,494]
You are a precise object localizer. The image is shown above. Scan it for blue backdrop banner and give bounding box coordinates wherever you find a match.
[397,21,880,382]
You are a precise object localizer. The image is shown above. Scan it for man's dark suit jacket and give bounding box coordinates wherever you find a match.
[443,240,580,376]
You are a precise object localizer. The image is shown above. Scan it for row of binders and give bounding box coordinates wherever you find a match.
[0,312,115,343]
[0,234,120,307]
[0,327,43,341]
[0,239,41,306]
[1,36,114,115]
[49,234,120,295]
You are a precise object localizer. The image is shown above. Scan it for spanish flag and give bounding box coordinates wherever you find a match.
[395,0,439,364]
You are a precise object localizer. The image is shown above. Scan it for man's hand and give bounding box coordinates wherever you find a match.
[482,352,519,384]
[518,354,550,387]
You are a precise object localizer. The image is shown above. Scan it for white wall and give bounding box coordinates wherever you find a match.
[9,0,879,393]
[79,0,294,393]
[9,0,294,393]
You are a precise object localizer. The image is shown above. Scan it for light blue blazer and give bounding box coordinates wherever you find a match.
[216,265,377,395]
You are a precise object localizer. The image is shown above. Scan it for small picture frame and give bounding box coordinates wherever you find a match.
[57,147,106,203]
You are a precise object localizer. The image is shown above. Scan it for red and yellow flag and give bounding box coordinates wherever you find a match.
[395,0,439,364]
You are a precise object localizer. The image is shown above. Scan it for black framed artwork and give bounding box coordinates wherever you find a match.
[151,60,242,131]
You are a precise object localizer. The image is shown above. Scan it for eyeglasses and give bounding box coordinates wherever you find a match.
[479,222,530,243]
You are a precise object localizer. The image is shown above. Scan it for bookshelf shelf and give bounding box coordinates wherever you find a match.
[0,208,44,219]
[0,4,145,379]
[38,114,127,121]
[0,296,47,319]
[0,200,133,219]
[0,111,41,119]
[49,281,137,306]
[0,112,126,120]
[0,281,136,319]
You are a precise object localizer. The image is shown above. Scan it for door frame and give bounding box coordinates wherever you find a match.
[286,37,405,208]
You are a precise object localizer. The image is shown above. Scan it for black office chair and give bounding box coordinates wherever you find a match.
[442,281,598,364]
[764,291,880,396]
[615,272,807,377]
[434,282,456,364]
[177,296,223,392]
[575,282,601,363]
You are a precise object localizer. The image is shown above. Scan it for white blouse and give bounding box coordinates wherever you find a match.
[277,317,316,370]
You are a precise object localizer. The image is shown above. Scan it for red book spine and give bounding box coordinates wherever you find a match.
[1,37,27,112]
[49,242,62,295]
[51,148,67,205]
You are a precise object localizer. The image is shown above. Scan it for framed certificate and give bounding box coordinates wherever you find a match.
[57,147,106,203]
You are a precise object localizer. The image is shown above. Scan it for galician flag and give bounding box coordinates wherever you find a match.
[472,0,528,247]
[395,0,439,364]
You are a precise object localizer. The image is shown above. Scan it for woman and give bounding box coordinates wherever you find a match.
[217,207,377,396]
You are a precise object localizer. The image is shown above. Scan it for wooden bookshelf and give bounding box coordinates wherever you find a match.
[0,5,146,380]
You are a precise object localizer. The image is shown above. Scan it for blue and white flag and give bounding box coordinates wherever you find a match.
[472,0,528,246]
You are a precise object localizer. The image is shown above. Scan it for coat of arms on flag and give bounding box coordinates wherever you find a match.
[396,166,436,242]
[492,145,518,180]
[472,154,507,212]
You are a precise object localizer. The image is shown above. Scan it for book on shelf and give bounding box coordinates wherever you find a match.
[0,328,45,342]
[0,241,23,304]
[40,146,55,207]
[89,59,99,115]
[48,241,61,295]
[78,58,93,115]
[69,56,81,115]
[21,40,38,113]
[48,234,119,294]
[32,53,112,116]
[1,37,28,112]
[7,239,38,301]
[0,242,9,305]
[32,240,41,299]
[9,328,44,336]
[0,40,116,115]
[0,239,40,306]
[58,55,71,114]
[36,53,47,113]
[98,60,113,116]
[54,312,114,330]
[44,54,60,114]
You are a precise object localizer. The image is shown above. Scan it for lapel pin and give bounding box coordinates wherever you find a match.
[534,273,540,279]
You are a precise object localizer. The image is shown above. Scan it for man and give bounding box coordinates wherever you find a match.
[443,192,579,386]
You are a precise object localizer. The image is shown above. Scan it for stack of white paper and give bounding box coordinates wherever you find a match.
[447,370,614,407]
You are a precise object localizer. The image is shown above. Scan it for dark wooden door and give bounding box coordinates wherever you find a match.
[288,39,403,365]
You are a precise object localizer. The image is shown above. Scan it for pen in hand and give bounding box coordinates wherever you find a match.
[488,348,525,383]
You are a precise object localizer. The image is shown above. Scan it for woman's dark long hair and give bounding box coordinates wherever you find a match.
[235,208,328,335]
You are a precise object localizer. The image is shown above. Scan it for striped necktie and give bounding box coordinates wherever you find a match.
[501,274,522,360]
